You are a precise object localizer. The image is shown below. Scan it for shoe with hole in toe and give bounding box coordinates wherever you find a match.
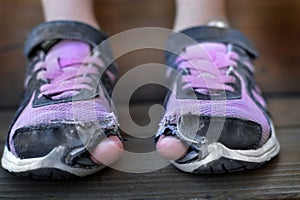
[1,21,121,179]
[155,26,280,174]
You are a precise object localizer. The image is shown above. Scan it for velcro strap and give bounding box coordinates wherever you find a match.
[24,21,107,57]
[165,26,258,64]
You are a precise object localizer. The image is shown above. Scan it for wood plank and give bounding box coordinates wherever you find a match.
[227,0,300,95]
[1,0,300,103]
[0,0,43,107]
[1,96,300,200]
[0,115,299,199]
[268,97,300,128]
[0,48,25,107]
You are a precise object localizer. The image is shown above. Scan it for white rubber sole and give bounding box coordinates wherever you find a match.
[172,123,280,173]
[1,145,104,178]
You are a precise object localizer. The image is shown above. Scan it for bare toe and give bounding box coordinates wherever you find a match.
[156,135,188,160]
[90,136,124,165]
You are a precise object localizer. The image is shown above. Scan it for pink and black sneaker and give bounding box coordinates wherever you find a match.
[155,26,280,173]
[1,21,121,179]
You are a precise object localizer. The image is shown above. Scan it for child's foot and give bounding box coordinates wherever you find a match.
[1,21,123,179]
[156,26,280,173]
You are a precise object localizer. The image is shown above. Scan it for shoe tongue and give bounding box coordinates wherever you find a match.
[47,40,91,67]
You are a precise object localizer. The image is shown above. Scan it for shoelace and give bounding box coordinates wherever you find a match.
[175,43,239,94]
[33,51,105,100]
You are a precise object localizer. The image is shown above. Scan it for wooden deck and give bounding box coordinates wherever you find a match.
[0,97,299,199]
[0,0,300,199]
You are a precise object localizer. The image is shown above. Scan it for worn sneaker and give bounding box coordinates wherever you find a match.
[155,26,280,173]
[1,21,122,179]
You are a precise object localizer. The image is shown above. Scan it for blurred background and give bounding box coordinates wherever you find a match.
[0,1,300,198]
[1,0,300,107]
